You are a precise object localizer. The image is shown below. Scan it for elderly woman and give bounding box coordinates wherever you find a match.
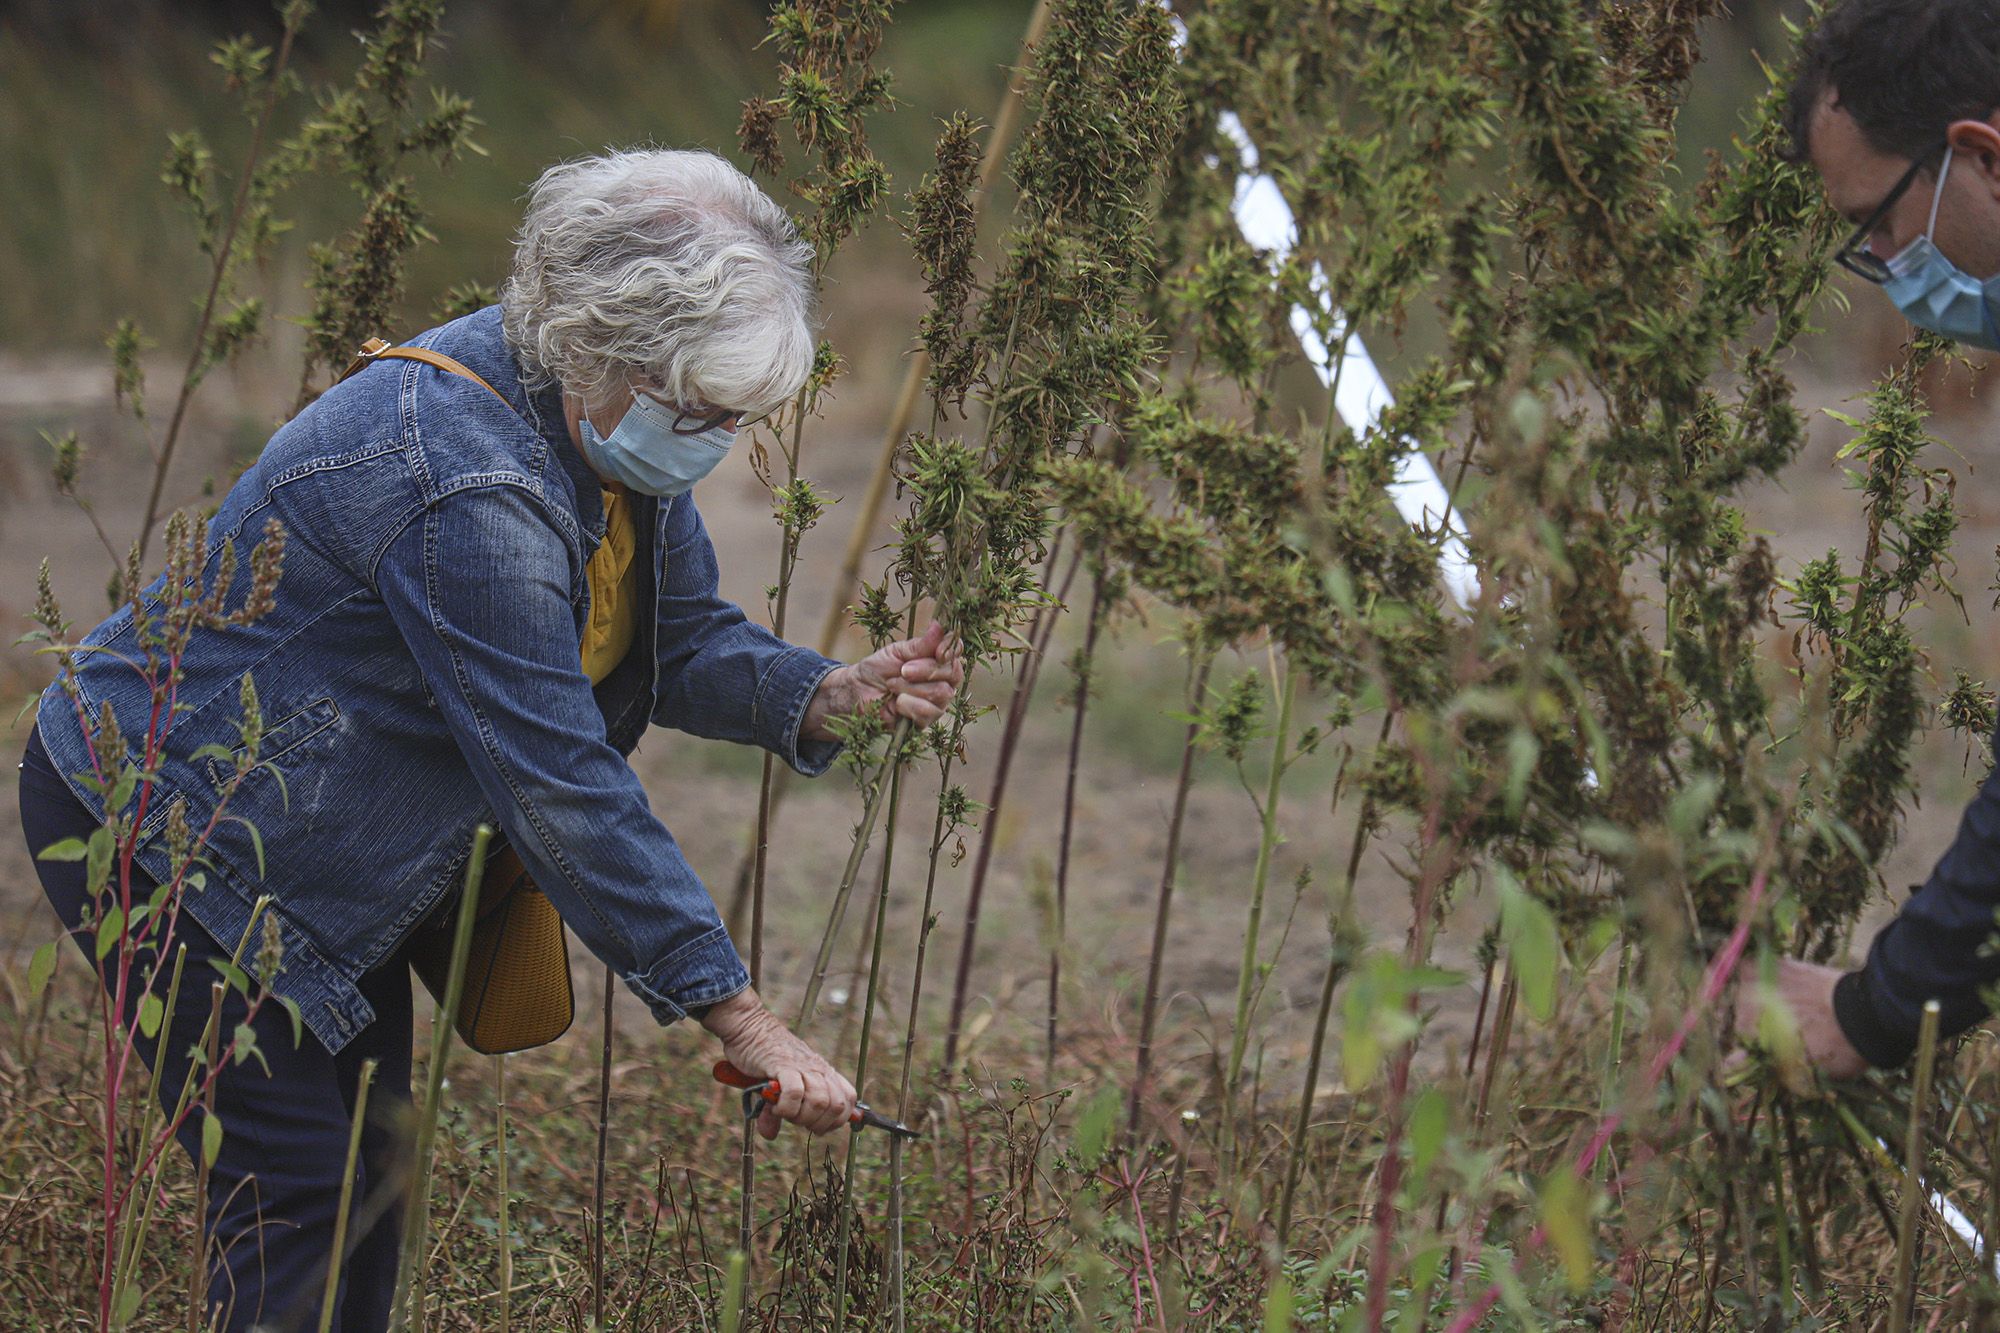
[15,148,959,1330]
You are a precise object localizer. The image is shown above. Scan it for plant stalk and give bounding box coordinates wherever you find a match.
[318,1058,378,1333]
[941,537,1076,1072]
[834,759,906,1326]
[1277,713,1390,1248]
[186,981,225,1333]
[592,961,615,1327]
[1128,652,1214,1140]
[494,1054,511,1333]
[800,721,911,1027]
[1223,666,1297,1163]
[722,0,1056,936]
[391,823,492,1333]
[1889,999,1943,1333]
[1049,570,1108,1080]
[139,10,303,560]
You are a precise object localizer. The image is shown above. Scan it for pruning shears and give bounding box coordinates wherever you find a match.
[712,1060,920,1140]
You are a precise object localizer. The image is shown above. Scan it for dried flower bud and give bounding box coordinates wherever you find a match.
[256,910,285,985]
[164,796,193,875]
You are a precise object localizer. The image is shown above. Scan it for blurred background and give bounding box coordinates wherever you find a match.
[2,0,1995,1065]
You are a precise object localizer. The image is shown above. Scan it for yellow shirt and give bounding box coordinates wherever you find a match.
[581,485,642,683]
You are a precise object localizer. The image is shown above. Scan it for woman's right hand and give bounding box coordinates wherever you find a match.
[699,987,857,1139]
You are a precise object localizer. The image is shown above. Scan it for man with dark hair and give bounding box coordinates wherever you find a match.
[1741,0,2000,1076]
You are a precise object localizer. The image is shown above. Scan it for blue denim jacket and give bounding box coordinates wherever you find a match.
[34,306,841,1054]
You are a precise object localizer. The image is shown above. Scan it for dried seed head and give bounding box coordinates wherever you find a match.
[164,796,193,874]
[91,700,125,778]
[256,910,285,984]
[236,673,264,766]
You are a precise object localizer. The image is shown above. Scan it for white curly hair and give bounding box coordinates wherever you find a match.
[501,148,817,418]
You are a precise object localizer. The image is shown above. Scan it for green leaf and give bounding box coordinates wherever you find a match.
[276,995,304,1048]
[28,940,58,997]
[201,1112,223,1167]
[95,906,126,961]
[112,1283,142,1326]
[1072,1084,1121,1170]
[231,1022,269,1074]
[85,826,115,895]
[138,992,164,1039]
[37,836,89,862]
[1498,870,1564,1023]
[1539,1168,1594,1290]
[190,743,238,765]
[1503,727,1537,817]
[1341,979,1382,1092]
[107,763,138,813]
[228,817,266,880]
[209,959,251,995]
[1408,1087,1449,1183]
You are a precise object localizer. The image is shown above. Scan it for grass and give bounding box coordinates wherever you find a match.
[4,936,1994,1329]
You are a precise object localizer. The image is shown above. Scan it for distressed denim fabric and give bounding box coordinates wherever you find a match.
[33,306,841,1054]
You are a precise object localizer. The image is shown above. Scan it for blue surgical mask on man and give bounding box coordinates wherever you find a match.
[576,391,735,497]
[1883,146,2000,352]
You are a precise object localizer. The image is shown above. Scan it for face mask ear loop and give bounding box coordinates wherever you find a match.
[1925,146,1955,239]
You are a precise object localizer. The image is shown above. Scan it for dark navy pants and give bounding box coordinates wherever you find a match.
[18,722,415,1332]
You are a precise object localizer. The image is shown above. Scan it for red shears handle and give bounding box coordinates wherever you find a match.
[712,1060,918,1139]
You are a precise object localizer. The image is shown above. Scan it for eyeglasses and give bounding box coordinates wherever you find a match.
[1833,139,1950,284]
[635,387,773,436]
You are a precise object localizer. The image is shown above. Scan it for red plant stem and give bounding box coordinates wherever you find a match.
[1366,800,1456,1332]
[940,538,1078,1071]
[1049,569,1107,1072]
[1127,654,1214,1139]
[1122,1160,1166,1323]
[1439,867,1770,1333]
[87,639,183,1325]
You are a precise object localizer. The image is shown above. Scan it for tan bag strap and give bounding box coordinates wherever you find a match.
[339,337,511,409]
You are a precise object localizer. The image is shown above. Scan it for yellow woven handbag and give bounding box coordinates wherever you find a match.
[408,841,574,1054]
[341,339,578,1055]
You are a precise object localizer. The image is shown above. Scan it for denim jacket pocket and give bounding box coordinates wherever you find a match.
[203,696,343,791]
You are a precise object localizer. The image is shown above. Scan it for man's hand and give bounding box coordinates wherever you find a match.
[1731,957,1870,1082]
[700,988,857,1139]
[804,621,965,740]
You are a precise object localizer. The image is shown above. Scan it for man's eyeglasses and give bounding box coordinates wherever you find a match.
[1834,139,1950,284]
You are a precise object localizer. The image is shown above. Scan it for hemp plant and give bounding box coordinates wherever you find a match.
[930,0,1180,1075]
[51,0,476,591]
[1035,0,1973,1322]
[286,0,482,408]
[734,0,898,988]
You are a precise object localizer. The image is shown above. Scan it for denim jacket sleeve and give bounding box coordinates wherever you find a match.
[376,484,750,1025]
[1836,723,2000,1067]
[650,494,844,777]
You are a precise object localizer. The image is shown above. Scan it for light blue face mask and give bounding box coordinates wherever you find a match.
[1882,147,2000,352]
[576,391,736,497]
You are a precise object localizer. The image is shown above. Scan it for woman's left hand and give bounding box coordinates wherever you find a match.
[805,622,964,739]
